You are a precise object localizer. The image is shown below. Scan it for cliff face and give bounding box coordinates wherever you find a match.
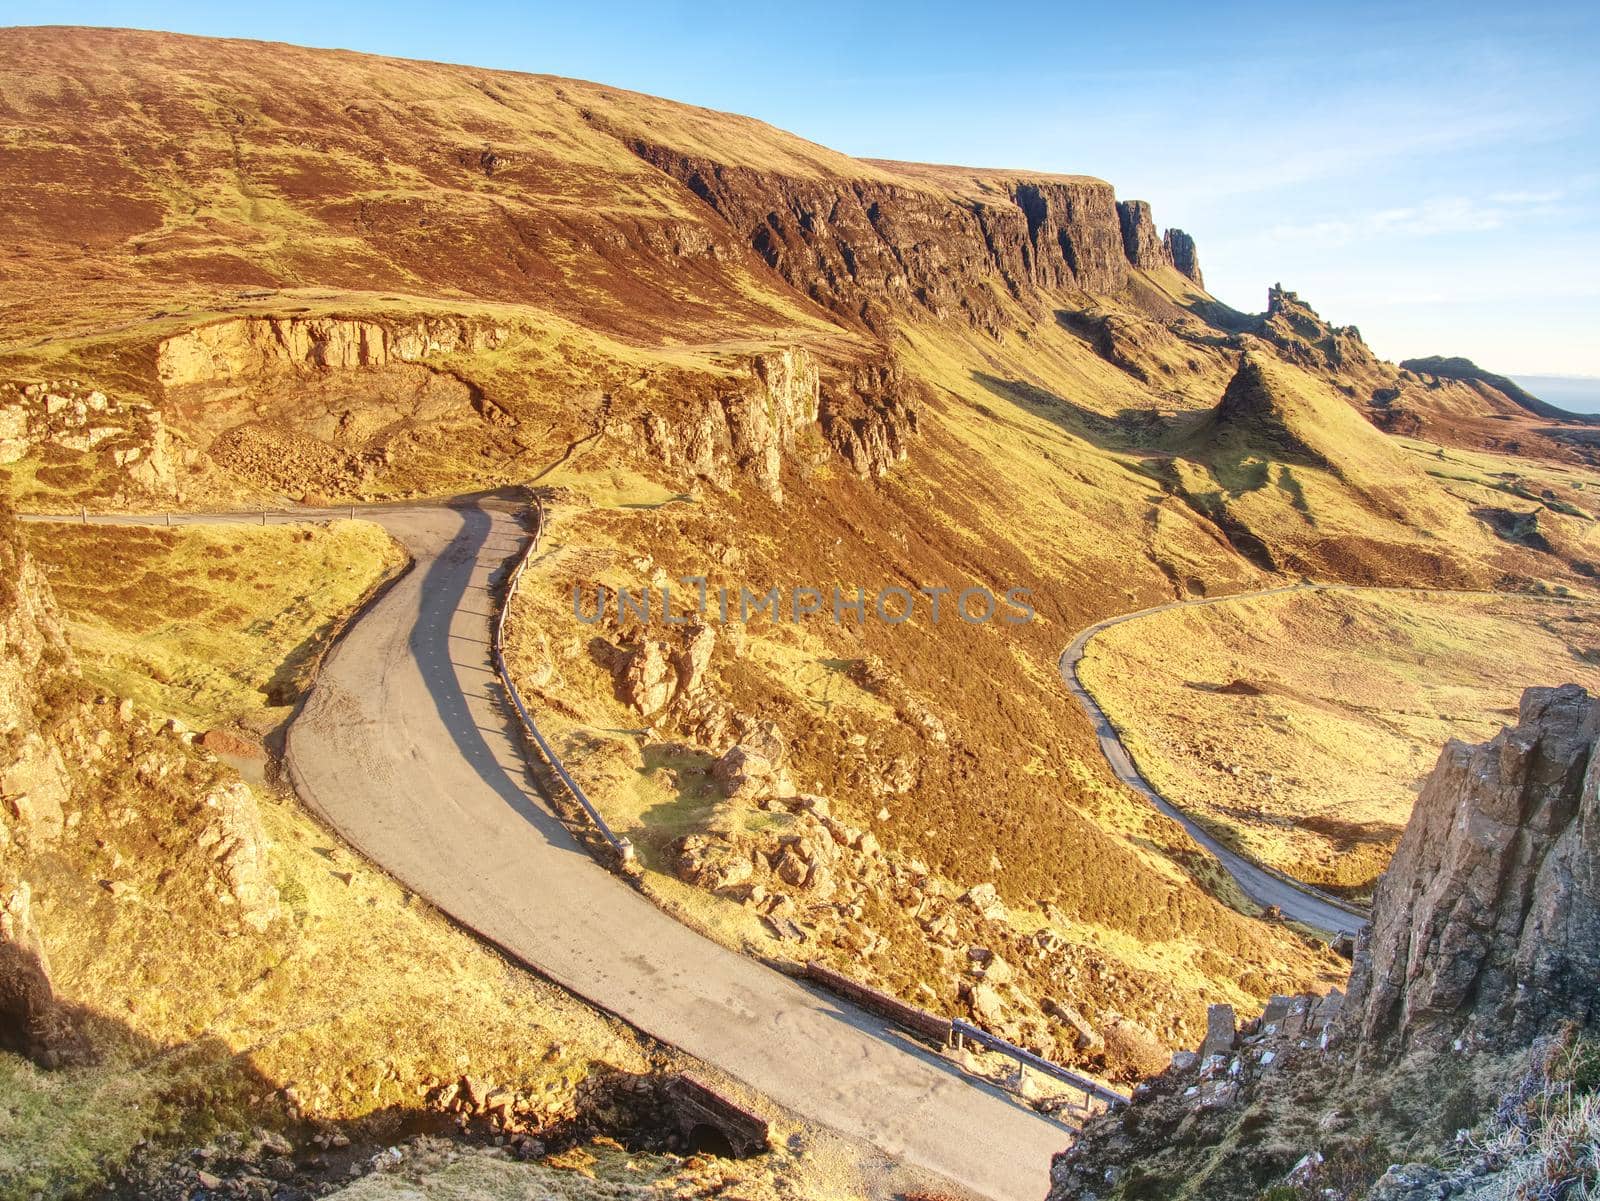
[1163,228,1203,286]
[1343,683,1600,1053]
[626,141,1197,335]
[641,348,821,503]
[1116,200,1170,272]
[156,317,510,389]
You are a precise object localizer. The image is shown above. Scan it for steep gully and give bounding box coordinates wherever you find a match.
[28,500,1560,1188]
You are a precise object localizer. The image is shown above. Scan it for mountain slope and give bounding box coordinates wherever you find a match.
[3,23,1598,1136]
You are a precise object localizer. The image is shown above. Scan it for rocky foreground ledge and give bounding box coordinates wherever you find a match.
[1049,684,1600,1201]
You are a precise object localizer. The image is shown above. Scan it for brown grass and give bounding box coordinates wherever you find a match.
[1080,587,1600,895]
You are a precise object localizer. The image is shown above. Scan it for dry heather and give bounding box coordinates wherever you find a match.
[24,520,407,728]
[1079,588,1600,896]
[505,477,1345,1084]
[2,26,1599,1183]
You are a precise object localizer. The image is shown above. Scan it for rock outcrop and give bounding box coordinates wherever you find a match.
[627,142,1202,336]
[617,623,719,717]
[197,780,283,933]
[0,507,75,847]
[156,315,509,390]
[0,510,74,1063]
[1051,684,1600,1201]
[1163,228,1203,286]
[1116,200,1171,272]
[1255,284,1381,379]
[819,354,922,479]
[1,504,284,1063]
[0,379,183,497]
[641,348,821,502]
[1343,683,1600,1053]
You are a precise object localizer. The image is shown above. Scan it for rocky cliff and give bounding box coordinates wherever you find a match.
[626,140,1199,336]
[1163,228,1203,286]
[1255,284,1383,379]
[0,379,184,499]
[640,348,822,503]
[1116,200,1170,272]
[1343,683,1600,1054]
[156,316,510,389]
[1051,685,1600,1200]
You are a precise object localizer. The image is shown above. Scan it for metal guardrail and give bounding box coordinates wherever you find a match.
[804,962,1126,1114]
[950,1019,1128,1110]
[492,495,634,865]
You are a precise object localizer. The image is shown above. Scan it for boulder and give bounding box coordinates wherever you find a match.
[773,846,810,889]
[1344,684,1600,1053]
[960,882,1008,922]
[197,780,281,931]
[619,641,674,716]
[968,983,1007,1024]
[671,835,753,892]
[712,744,776,800]
[1199,1003,1236,1060]
[1043,996,1103,1051]
[670,623,715,696]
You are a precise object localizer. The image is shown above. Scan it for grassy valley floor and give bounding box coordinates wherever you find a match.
[1077,587,1600,897]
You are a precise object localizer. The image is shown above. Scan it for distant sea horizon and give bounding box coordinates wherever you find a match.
[1514,374,1600,415]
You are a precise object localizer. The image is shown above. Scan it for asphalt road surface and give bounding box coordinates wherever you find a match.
[1059,587,1369,937]
[274,499,1069,1201]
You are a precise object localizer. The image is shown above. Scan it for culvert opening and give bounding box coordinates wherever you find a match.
[685,1123,737,1158]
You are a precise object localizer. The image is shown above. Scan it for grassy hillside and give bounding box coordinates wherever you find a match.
[1080,588,1600,896]
[3,24,1600,1169]
[3,515,888,1201]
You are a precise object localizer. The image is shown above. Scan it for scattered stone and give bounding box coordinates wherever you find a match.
[1200,1003,1236,1060]
[960,882,1008,922]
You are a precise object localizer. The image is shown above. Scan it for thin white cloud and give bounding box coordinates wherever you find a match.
[1259,191,1568,247]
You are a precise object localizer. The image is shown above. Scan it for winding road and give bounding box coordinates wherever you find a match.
[26,499,1409,1195]
[272,498,1069,1201]
[1061,586,1373,937]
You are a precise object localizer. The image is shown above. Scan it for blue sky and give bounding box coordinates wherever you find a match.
[10,0,1600,376]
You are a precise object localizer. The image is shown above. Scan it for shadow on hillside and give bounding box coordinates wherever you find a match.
[1177,294,1259,334]
[970,370,1187,453]
[3,977,711,1199]
[2,985,445,1198]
